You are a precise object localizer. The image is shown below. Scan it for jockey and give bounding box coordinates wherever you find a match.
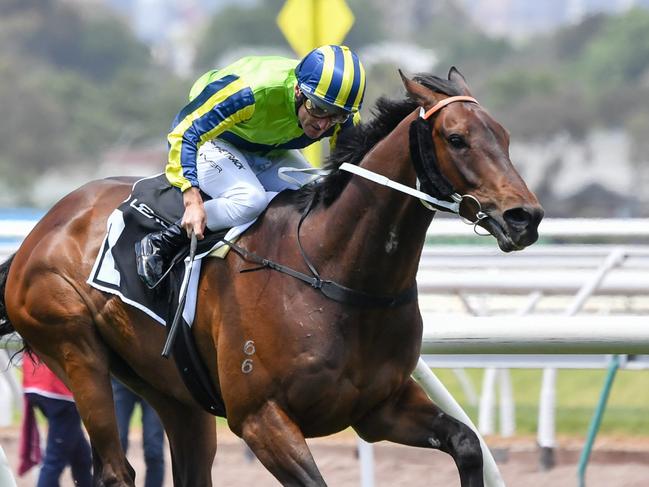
[136,45,366,287]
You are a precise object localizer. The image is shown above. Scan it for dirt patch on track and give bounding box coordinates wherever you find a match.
[2,426,649,486]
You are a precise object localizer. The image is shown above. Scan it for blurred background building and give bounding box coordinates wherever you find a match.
[2,0,649,216]
[460,0,649,40]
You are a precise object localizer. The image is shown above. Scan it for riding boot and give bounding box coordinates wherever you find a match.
[135,221,189,288]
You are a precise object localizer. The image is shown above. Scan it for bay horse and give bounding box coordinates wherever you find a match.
[0,68,542,486]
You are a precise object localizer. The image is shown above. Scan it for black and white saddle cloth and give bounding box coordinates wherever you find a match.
[88,174,263,416]
[87,174,254,326]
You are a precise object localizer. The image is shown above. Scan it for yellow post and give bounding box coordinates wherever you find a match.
[277,0,355,167]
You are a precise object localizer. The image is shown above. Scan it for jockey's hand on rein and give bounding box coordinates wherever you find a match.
[182,187,206,240]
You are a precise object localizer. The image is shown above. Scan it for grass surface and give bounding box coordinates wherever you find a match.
[432,368,649,436]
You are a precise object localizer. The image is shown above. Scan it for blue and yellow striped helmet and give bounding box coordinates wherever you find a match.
[296,45,366,114]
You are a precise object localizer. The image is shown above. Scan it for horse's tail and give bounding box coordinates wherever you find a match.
[0,254,15,337]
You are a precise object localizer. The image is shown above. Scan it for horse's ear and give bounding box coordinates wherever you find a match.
[448,66,472,96]
[399,69,443,107]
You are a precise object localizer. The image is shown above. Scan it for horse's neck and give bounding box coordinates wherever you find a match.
[315,111,433,293]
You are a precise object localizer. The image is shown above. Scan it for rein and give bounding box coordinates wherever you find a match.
[223,96,486,308]
[222,194,417,308]
[338,163,461,213]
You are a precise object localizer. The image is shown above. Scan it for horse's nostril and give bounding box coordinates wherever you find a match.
[504,206,544,231]
[503,207,533,229]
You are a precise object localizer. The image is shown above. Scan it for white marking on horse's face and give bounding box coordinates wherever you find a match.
[428,437,441,448]
[385,227,399,254]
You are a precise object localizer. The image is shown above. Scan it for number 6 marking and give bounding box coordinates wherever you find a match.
[241,359,253,374]
[243,340,256,355]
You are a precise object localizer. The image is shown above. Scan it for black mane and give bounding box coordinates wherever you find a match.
[296,73,464,209]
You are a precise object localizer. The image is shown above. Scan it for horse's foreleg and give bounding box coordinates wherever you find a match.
[238,401,326,486]
[152,400,216,487]
[354,379,483,487]
[110,362,217,487]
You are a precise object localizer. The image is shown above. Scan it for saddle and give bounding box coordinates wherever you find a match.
[89,174,233,416]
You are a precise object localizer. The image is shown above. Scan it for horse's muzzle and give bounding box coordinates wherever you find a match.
[482,205,544,252]
[504,205,544,249]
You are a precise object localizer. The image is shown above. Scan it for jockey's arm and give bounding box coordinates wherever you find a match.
[180,187,205,239]
[165,75,255,238]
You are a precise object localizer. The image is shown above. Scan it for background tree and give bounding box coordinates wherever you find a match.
[0,0,183,200]
[193,0,288,72]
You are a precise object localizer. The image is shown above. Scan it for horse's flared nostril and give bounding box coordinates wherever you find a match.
[503,206,543,231]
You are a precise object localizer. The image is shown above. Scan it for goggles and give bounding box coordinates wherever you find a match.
[303,97,351,125]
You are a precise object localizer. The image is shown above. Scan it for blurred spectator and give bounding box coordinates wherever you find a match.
[20,355,92,487]
[112,379,165,487]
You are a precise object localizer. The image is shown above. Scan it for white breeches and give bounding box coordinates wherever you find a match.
[196,139,312,231]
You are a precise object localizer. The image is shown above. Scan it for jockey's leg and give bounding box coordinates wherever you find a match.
[135,220,189,288]
[254,149,313,192]
[197,140,268,231]
[136,139,267,286]
[354,379,484,487]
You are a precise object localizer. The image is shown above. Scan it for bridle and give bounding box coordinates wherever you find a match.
[340,95,489,234]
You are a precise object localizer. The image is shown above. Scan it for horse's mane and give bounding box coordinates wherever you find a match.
[296,73,464,210]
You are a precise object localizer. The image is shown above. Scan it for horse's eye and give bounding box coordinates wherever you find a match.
[448,134,467,149]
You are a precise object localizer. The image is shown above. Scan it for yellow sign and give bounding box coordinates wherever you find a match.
[277,0,355,167]
[277,0,355,57]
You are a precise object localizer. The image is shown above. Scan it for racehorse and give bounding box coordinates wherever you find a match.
[0,68,542,486]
